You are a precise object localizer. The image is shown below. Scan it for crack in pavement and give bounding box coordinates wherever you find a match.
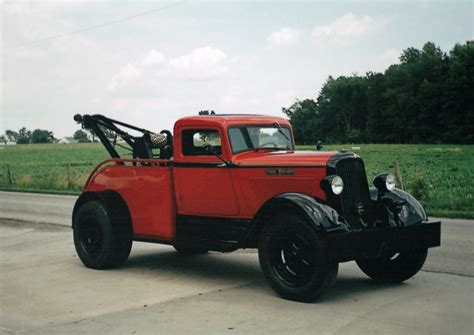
[421,268,474,278]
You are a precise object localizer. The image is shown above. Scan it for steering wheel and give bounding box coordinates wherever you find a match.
[260,142,278,148]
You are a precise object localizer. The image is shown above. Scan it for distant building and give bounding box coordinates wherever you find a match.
[58,137,79,144]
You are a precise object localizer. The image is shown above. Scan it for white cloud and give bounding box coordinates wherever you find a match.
[169,47,229,79]
[141,50,166,67]
[108,63,141,90]
[312,13,385,41]
[267,27,301,47]
[108,47,231,91]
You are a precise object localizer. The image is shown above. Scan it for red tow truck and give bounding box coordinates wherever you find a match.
[72,113,440,302]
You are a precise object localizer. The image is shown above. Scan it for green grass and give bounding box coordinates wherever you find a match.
[1,143,473,218]
[0,143,111,192]
[299,144,474,218]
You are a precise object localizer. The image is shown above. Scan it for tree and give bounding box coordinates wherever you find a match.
[17,127,31,144]
[316,76,369,142]
[281,41,473,144]
[73,130,90,143]
[0,135,6,145]
[443,41,474,143]
[282,99,318,144]
[5,130,17,142]
[31,129,54,143]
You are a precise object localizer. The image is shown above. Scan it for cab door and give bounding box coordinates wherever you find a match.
[173,126,239,216]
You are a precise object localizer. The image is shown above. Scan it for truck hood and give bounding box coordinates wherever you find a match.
[232,150,338,167]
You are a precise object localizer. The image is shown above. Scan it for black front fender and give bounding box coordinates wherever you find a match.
[370,187,428,226]
[244,193,349,248]
[392,188,428,224]
[261,193,350,230]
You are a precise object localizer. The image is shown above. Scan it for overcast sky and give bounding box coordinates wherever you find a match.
[1,1,472,138]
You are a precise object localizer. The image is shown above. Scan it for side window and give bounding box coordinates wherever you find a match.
[182,129,222,156]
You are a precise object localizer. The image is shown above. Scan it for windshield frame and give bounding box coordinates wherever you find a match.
[227,124,295,154]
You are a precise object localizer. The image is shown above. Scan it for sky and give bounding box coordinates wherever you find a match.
[1,0,472,138]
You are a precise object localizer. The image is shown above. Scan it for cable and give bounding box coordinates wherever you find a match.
[7,1,186,49]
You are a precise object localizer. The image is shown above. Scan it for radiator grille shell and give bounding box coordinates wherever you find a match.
[326,154,371,229]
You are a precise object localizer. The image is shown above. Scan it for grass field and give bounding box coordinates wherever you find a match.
[1,143,473,218]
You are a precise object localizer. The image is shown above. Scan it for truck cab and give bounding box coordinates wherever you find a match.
[173,115,326,216]
[72,113,441,302]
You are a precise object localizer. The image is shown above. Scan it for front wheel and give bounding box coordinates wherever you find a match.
[258,214,338,302]
[356,249,428,283]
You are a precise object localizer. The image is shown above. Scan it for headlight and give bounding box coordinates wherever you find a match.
[321,175,344,195]
[373,173,396,192]
[331,176,344,195]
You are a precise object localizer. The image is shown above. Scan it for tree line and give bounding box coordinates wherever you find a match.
[283,41,473,144]
[0,128,92,144]
[1,128,55,144]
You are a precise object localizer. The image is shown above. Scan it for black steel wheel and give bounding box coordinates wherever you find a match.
[78,215,103,257]
[73,200,132,269]
[356,249,428,283]
[258,213,338,302]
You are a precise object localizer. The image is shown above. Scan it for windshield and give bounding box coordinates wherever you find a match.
[228,125,294,153]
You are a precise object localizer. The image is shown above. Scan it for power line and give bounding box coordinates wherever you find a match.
[8,1,186,49]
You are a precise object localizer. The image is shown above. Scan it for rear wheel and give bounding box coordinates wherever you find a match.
[73,200,132,269]
[356,249,428,283]
[258,213,338,302]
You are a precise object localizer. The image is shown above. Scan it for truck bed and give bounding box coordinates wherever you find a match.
[84,159,176,240]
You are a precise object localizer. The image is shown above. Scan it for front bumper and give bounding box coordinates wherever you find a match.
[327,221,441,262]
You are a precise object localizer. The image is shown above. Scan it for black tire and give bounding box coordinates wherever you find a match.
[73,200,132,269]
[258,213,338,302]
[173,244,209,255]
[356,249,428,283]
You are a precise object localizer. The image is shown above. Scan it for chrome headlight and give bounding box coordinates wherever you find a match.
[373,173,396,192]
[321,175,344,195]
[331,176,344,195]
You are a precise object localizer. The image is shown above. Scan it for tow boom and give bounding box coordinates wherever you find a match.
[73,114,173,159]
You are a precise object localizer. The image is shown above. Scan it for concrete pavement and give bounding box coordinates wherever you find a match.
[0,191,76,226]
[1,219,473,335]
[1,191,474,334]
[422,217,474,277]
